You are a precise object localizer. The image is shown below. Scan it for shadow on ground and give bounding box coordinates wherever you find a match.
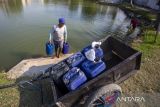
[15,64,55,107]
[17,77,54,107]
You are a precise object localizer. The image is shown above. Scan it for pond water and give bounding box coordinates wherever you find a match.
[0,0,130,70]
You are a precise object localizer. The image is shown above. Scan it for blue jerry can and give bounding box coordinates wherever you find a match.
[82,45,104,58]
[46,42,54,56]
[95,48,104,59]
[81,60,106,78]
[66,52,86,67]
[82,45,92,55]
[62,42,70,54]
[63,67,87,91]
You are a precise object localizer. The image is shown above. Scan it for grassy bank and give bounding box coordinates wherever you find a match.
[0,32,160,106]
[121,31,160,92]
[120,32,160,106]
[134,31,160,59]
[0,73,19,107]
[0,73,43,107]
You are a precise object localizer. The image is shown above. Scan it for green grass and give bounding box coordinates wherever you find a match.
[133,31,160,59]
[0,73,19,107]
[120,31,160,106]
[0,72,9,84]
[134,43,160,59]
[0,88,19,107]
[0,73,52,107]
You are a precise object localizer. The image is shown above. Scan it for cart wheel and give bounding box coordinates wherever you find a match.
[84,84,122,107]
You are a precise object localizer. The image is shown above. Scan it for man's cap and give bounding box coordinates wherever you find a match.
[59,18,65,24]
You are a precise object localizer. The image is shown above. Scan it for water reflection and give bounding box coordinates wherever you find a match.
[0,0,128,24]
[0,0,22,15]
[43,0,70,5]
[112,8,127,31]
[81,1,98,21]
[68,0,80,12]
[21,0,32,7]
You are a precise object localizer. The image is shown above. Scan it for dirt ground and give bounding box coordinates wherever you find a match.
[119,47,160,107]
[121,48,160,93]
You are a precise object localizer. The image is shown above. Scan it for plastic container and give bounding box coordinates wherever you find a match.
[82,45,92,55]
[81,60,106,78]
[66,52,86,67]
[82,45,104,59]
[46,42,54,56]
[95,48,104,59]
[51,61,70,84]
[62,42,70,54]
[63,67,87,91]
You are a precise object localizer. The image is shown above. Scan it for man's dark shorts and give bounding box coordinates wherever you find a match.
[54,40,64,49]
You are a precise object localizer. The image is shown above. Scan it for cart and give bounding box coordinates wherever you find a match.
[22,37,141,107]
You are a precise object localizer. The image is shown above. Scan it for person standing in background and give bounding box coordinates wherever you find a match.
[130,17,139,30]
[50,18,67,58]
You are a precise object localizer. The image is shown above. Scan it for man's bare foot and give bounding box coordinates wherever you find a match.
[56,55,59,58]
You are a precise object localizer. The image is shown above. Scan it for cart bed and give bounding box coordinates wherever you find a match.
[44,37,141,107]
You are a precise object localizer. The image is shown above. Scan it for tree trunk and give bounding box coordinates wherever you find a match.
[130,0,134,7]
[154,29,159,43]
[154,14,160,43]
